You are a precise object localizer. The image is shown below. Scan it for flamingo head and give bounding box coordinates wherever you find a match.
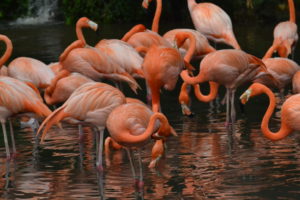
[240,83,266,104]
[77,17,98,31]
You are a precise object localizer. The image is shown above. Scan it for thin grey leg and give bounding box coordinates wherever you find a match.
[226,89,230,125]
[2,121,10,159]
[9,120,16,155]
[96,128,104,170]
[126,148,137,180]
[230,89,236,124]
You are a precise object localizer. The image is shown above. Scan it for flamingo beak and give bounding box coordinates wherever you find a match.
[240,89,252,104]
[88,20,98,31]
[142,0,149,9]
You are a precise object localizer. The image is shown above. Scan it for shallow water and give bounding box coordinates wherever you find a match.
[0,19,300,199]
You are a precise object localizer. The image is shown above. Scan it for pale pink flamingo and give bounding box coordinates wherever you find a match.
[106,102,176,187]
[254,57,300,98]
[37,82,126,170]
[292,70,300,94]
[47,35,141,96]
[240,82,300,141]
[0,76,52,159]
[6,17,98,90]
[180,49,269,125]
[263,0,298,59]
[187,0,240,49]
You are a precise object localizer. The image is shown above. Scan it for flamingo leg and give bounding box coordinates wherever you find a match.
[126,148,137,180]
[1,121,11,160]
[225,88,231,126]
[9,120,16,156]
[230,89,236,124]
[78,124,84,142]
[137,150,144,189]
[96,128,104,171]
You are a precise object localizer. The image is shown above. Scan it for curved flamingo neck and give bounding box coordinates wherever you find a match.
[193,81,219,102]
[260,85,292,140]
[180,69,205,85]
[152,0,162,33]
[180,32,196,63]
[262,44,278,60]
[187,0,197,11]
[0,35,12,68]
[113,112,167,146]
[288,0,296,23]
[59,40,85,62]
[121,24,146,42]
[76,21,87,45]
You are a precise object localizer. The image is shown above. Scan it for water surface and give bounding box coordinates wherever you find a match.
[0,20,300,199]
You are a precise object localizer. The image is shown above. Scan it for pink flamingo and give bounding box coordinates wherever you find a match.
[240,82,300,141]
[106,102,176,187]
[0,76,52,159]
[254,57,300,98]
[143,31,196,112]
[6,17,98,90]
[263,0,298,59]
[163,28,215,60]
[180,49,269,125]
[187,0,240,49]
[37,82,126,170]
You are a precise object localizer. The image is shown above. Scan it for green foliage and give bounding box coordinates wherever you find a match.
[0,0,28,20]
[61,0,144,24]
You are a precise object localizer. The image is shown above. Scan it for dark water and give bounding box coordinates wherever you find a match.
[1,19,300,200]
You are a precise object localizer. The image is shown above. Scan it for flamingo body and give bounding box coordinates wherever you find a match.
[8,57,55,89]
[255,57,300,90]
[187,1,240,49]
[95,39,144,77]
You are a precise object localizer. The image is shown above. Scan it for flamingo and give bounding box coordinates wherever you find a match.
[124,0,171,50]
[6,17,98,90]
[106,102,177,187]
[180,49,269,125]
[37,82,126,170]
[47,33,141,95]
[263,0,298,59]
[254,57,300,98]
[104,97,168,168]
[187,0,241,49]
[292,70,300,94]
[240,82,300,141]
[0,76,52,159]
[163,28,215,60]
[143,31,197,112]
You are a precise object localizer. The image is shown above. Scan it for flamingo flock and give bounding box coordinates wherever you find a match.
[1,0,300,192]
